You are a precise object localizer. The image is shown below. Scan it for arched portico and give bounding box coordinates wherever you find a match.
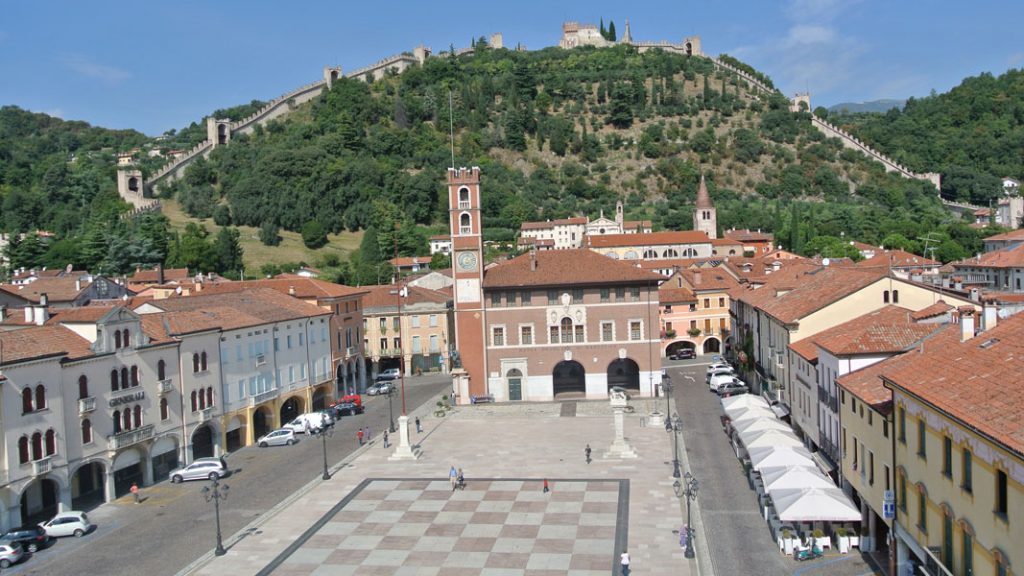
[252,406,273,440]
[607,358,640,392]
[552,360,586,398]
[19,478,60,527]
[190,424,216,461]
[665,340,697,357]
[280,395,303,425]
[703,337,722,354]
[150,435,180,481]
[311,386,329,411]
[112,447,147,498]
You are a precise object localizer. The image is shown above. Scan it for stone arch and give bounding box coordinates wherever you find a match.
[665,340,697,357]
[459,212,472,234]
[624,250,639,260]
[311,386,329,411]
[19,477,61,526]
[127,176,140,194]
[607,358,640,392]
[662,249,679,258]
[280,395,304,425]
[217,123,229,145]
[224,416,245,452]
[70,459,106,510]
[151,434,180,481]
[552,360,586,397]
[643,249,658,259]
[112,446,147,498]
[253,406,273,440]
[190,424,216,460]
[702,337,722,354]
[458,186,471,205]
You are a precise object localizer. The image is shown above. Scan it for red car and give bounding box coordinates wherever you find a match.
[336,394,362,408]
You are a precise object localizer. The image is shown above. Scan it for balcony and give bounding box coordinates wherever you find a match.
[33,457,52,476]
[346,346,356,358]
[458,200,471,209]
[459,226,472,235]
[198,408,213,422]
[107,424,155,450]
[248,389,278,407]
[78,397,96,415]
[381,348,402,357]
[158,379,173,395]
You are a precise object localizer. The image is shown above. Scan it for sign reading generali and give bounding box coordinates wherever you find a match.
[109,390,145,407]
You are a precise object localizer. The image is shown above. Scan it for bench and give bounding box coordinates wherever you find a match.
[470,395,495,404]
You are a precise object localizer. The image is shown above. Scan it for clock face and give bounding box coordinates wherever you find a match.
[457,251,479,271]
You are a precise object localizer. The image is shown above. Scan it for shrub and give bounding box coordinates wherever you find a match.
[301,220,328,249]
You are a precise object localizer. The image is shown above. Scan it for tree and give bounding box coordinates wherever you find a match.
[213,227,244,274]
[608,83,633,128]
[212,204,232,226]
[607,21,617,42]
[430,252,451,270]
[259,221,281,246]
[301,220,328,249]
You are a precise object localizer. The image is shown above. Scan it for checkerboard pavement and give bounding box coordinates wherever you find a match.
[267,478,623,576]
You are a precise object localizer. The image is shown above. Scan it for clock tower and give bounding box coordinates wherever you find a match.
[448,167,487,402]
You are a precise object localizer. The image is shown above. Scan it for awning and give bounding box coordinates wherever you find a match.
[771,404,790,418]
[811,450,836,474]
[770,486,862,522]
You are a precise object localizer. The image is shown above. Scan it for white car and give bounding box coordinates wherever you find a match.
[283,413,329,434]
[375,368,401,382]
[709,374,743,393]
[40,511,93,538]
[257,429,296,447]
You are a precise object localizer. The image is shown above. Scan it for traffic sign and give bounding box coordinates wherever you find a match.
[883,490,896,519]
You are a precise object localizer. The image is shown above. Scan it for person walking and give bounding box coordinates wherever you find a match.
[457,468,465,490]
[130,482,141,504]
[366,426,373,442]
[356,428,365,446]
[585,444,592,464]
[415,417,422,433]
[542,478,550,493]
[620,550,631,575]
[382,430,389,448]
[449,465,458,491]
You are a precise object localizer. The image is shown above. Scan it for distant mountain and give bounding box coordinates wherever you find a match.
[828,99,905,114]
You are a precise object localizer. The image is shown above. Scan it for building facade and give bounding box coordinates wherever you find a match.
[361,285,453,378]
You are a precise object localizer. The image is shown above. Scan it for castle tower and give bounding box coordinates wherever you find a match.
[490,33,503,50]
[621,20,633,44]
[117,166,147,208]
[448,167,487,402]
[206,117,232,147]
[323,65,342,89]
[693,174,717,239]
[790,93,812,113]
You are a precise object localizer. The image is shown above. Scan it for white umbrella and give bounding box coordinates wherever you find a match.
[728,406,777,423]
[733,417,790,436]
[748,446,816,471]
[742,429,803,450]
[736,421,796,446]
[760,466,834,491]
[770,486,862,522]
[721,394,770,413]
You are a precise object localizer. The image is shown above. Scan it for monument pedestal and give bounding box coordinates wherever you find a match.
[647,412,665,427]
[389,415,422,461]
[604,400,638,459]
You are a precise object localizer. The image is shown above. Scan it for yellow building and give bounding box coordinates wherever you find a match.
[658,267,738,357]
[882,311,1023,576]
[362,285,453,377]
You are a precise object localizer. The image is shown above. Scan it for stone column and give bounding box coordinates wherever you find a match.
[389,415,421,461]
[58,484,72,513]
[604,405,638,459]
[104,467,116,503]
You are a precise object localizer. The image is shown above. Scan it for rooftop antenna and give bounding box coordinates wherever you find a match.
[448,90,456,169]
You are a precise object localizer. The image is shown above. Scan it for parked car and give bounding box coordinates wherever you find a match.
[283,412,329,434]
[706,368,735,386]
[0,525,52,553]
[707,362,732,373]
[375,368,401,382]
[670,349,695,360]
[40,511,93,538]
[0,542,24,568]
[717,381,749,397]
[257,429,296,447]
[331,400,363,417]
[339,394,363,408]
[169,457,230,483]
[709,374,744,393]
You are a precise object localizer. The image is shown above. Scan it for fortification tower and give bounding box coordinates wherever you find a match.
[206,117,232,147]
[116,157,147,208]
[693,174,717,239]
[448,167,487,402]
[683,36,702,56]
[323,65,342,89]
[790,93,812,113]
[490,33,503,50]
[621,20,633,44]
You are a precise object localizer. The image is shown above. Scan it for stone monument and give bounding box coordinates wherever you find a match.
[604,389,638,459]
[388,414,422,461]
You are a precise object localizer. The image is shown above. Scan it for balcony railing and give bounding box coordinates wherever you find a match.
[158,379,173,395]
[459,226,472,235]
[346,346,356,358]
[107,424,154,450]
[78,397,96,415]
[458,200,471,209]
[33,457,52,475]
[381,348,402,357]
[249,389,278,407]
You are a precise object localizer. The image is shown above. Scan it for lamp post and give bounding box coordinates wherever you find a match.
[661,374,673,427]
[315,425,334,480]
[201,476,229,556]
[678,471,698,559]
[387,387,396,433]
[668,413,682,478]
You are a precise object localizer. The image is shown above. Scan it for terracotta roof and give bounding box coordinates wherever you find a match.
[0,277,91,303]
[849,241,879,251]
[711,238,742,246]
[520,217,588,231]
[196,278,367,300]
[880,315,1024,456]
[952,244,1024,269]
[130,267,190,283]
[361,285,451,309]
[857,249,940,270]
[140,288,332,327]
[910,300,954,320]
[813,306,945,357]
[659,286,696,304]
[389,256,432,267]
[724,229,773,243]
[586,231,711,248]
[730,261,829,307]
[46,306,117,324]
[518,237,555,246]
[622,220,652,230]
[429,234,451,241]
[789,339,820,362]
[695,175,713,209]
[636,258,707,270]
[0,325,94,365]
[483,249,663,289]
[983,229,1024,242]
[757,267,887,324]
[681,268,739,292]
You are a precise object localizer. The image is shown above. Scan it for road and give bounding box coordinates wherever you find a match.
[666,359,790,576]
[13,375,450,576]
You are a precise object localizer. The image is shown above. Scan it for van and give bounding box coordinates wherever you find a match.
[706,367,734,384]
[709,373,742,392]
[283,412,329,434]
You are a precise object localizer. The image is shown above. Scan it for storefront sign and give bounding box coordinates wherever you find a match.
[109,390,145,407]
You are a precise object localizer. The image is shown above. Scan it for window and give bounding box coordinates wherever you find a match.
[429,315,438,327]
[883,419,889,439]
[492,327,505,346]
[615,287,625,301]
[601,321,614,342]
[600,288,610,302]
[131,365,139,388]
[869,451,875,485]
[192,353,200,373]
[943,511,954,569]
[392,318,400,331]
[393,337,400,350]
[114,330,122,349]
[379,318,386,330]
[113,410,122,434]
[122,409,130,431]
[81,419,92,444]
[883,290,890,303]
[962,448,973,493]
[207,387,214,408]
[160,398,169,421]
[962,530,973,576]
[18,437,29,464]
[899,473,907,512]
[520,325,533,345]
[34,384,45,410]
[899,407,906,443]
[459,213,472,234]
[629,321,642,340]
[574,323,584,342]
[918,489,927,533]
[996,469,1008,518]
[287,335,293,349]
[121,367,129,389]
[21,388,33,413]
[560,318,573,344]
[703,298,710,309]
[122,328,129,347]
[704,318,711,332]
[892,290,899,303]
[572,289,583,303]
[45,429,56,456]
[411,315,421,328]
[158,359,166,381]
[690,320,697,330]
[429,334,440,353]
[547,290,558,305]
[191,390,198,412]
[918,419,927,459]
[630,287,641,301]
[884,465,891,492]
[201,351,208,370]
[379,338,387,351]
[133,405,142,428]
[110,370,119,392]
[942,436,953,478]
[78,376,89,400]
[718,297,725,307]
[31,432,42,460]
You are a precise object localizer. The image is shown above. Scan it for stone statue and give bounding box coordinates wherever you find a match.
[450,349,462,369]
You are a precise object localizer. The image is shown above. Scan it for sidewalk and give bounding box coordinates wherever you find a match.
[186,399,699,575]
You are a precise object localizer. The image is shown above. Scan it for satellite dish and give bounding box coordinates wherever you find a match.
[175,286,183,295]
[822,258,831,266]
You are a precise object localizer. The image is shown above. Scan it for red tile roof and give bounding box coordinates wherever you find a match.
[0,277,91,303]
[813,306,945,357]
[681,268,739,292]
[857,249,940,270]
[622,220,652,230]
[483,249,663,288]
[429,234,451,241]
[520,217,588,231]
[586,231,711,248]
[0,325,94,365]
[880,315,1024,455]
[140,288,332,328]
[195,278,367,300]
[130,267,190,283]
[910,300,954,320]
[361,285,451,309]
[952,244,1024,269]
[659,286,696,304]
[724,229,774,243]
[46,306,117,324]
[757,267,887,324]
[389,256,432,267]
[983,229,1024,242]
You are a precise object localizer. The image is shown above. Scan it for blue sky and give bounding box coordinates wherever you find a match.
[2,0,1021,135]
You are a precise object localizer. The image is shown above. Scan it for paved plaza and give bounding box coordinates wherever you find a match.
[188,398,698,576]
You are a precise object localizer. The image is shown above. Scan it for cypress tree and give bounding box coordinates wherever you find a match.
[608,21,617,42]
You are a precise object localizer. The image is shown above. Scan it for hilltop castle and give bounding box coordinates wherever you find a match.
[559,20,702,56]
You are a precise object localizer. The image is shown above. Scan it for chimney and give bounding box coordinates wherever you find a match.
[693,270,702,285]
[983,301,999,331]
[530,249,538,271]
[157,263,164,285]
[34,293,49,326]
[289,285,296,296]
[75,279,81,291]
[24,306,33,323]
[959,307,976,342]
[969,288,980,302]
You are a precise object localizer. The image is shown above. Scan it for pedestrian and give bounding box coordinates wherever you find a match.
[585,444,592,464]
[542,478,550,493]
[367,426,373,441]
[304,420,312,435]
[130,482,141,504]
[679,524,689,549]
[457,468,465,490]
[356,428,364,446]
[383,430,389,448]
[449,465,458,491]
[415,417,422,433]
[620,550,630,575]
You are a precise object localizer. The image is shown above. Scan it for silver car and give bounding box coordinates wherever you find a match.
[257,429,296,447]
[40,511,94,538]
[169,457,229,483]
[0,543,24,568]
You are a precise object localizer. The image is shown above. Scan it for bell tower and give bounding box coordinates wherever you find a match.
[693,174,717,239]
[448,167,487,402]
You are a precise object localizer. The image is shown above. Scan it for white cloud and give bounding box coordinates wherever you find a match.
[60,54,131,82]
[784,25,836,46]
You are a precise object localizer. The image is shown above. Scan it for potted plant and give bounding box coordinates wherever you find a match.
[434,400,446,417]
[849,526,860,548]
[836,527,850,552]
[812,528,828,549]
[688,327,702,337]
[665,328,677,338]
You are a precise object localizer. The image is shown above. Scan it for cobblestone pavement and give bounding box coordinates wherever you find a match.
[669,360,882,576]
[189,399,695,576]
[11,376,451,576]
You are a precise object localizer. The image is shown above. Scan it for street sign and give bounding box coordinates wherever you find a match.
[883,490,895,520]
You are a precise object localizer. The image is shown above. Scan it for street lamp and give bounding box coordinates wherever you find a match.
[201,476,229,556]
[668,413,682,478]
[679,471,699,559]
[315,425,334,480]
[661,374,673,428]
[387,387,396,433]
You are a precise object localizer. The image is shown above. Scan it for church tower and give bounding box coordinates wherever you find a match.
[693,174,717,239]
[448,167,487,401]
